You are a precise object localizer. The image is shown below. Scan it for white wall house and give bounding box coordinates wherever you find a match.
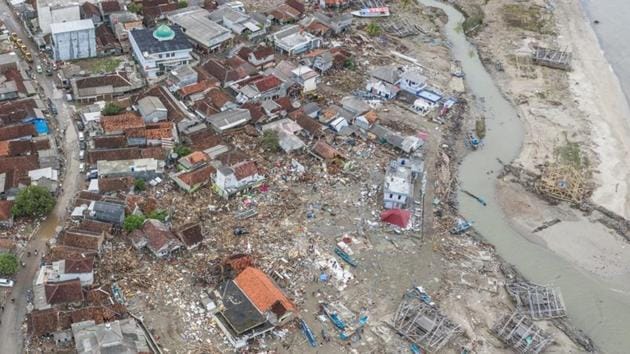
[50,19,96,61]
[215,161,263,198]
[129,25,193,79]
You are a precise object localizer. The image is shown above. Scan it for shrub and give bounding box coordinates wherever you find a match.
[173,144,192,158]
[12,185,55,218]
[261,130,280,152]
[101,102,124,116]
[366,23,382,37]
[0,253,18,276]
[147,210,168,222]
[134,179,146,192]
[123,214,145,232]
[177,0,188,8]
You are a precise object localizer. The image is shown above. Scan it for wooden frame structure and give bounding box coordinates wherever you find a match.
[507,282,567,320]
[532,47,572,70]
[392,289,461,352]
[536,165,587,203]
[492,311,553,354]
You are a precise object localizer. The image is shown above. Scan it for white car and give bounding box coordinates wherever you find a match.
[0,278,14,287]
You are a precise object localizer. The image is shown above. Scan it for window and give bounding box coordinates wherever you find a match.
[158,54,163,58]
[397,195,401,200]
[389,194,393,199]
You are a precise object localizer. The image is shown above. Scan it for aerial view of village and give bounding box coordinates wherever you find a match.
[1,0,630,352]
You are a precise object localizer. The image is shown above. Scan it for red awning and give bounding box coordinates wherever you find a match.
[380,209,411,228]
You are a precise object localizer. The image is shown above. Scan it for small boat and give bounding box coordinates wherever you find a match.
[451,218,472,234]
[322,304,347,330]
[300,319,317,347]
[351,6,390,18]
[334,246,358,267]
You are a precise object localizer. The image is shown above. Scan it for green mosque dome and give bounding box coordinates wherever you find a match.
[153,24,175,41]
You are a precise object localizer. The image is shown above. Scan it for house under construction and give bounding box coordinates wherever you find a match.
[492,311,553,354]
[392,289,461,352]
[532,47,572,70]
[536,164,588,204]
[507,282,567,320]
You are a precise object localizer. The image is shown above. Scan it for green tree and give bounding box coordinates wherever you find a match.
[134,179,146,192]
[127,2,143,14]
[0,253,18,276]
[173,144,192,158]
[147,209,168,222]
[177,0,188,8]
[366,23,382,37]
[261,130,280,152]
[123,214,145,232]
[101,102,124,116]
[12,185,55,218]
[343,58,356,70]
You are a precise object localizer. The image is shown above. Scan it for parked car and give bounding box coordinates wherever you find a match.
[76,121,84,131]
[79,150,85,160]
[78,131,85,141]
[36,65,42,73]
[79,162,85,173]
[79,141,86,150]
[0,278,14,287]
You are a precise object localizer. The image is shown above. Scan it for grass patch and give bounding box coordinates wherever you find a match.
[76,57,123,73]
[555,133,588,169]
[461,4,484,33]
[502,4,552,34]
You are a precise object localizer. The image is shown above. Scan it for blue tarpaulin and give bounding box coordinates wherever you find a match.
[32,119,49,135]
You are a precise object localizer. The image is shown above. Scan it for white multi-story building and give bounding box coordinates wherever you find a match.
[36,0,81,34]
[129,24,193,79]
[50,19,96,61]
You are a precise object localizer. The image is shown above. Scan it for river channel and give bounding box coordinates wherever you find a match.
[417,0,630,352]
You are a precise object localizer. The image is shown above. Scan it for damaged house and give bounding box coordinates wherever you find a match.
[212,267,296,348]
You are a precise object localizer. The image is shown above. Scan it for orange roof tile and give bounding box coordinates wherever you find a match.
[179,80,212,97]
[101,112,145,134]
[234,267,296,313]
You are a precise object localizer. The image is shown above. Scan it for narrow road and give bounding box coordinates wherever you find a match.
[0,5,82,353]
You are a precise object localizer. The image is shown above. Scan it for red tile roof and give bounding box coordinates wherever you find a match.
[0,200,13,221]
[100,0,122,13]
[100,112,144,134]
[0,99,38,126]
[233,160,258,180]
[145,122,173,140]
[98,176,134,193]
[93,135,127,149]
[251,46,275,61]
[185,128,222,150]
[253,75,282,93]
[176,222,203,248]
[206,89,233,110]
[179,80,212,97]
[216,150,250,167]
[234,267,296,313]
[312,140,341,160]
[0,123,36,141]
[143,219,176,252]
[88,147,142,164]
[75,73,131,89]
[64,257,94,273]
[177,164,216,187]
[45,279,84,305]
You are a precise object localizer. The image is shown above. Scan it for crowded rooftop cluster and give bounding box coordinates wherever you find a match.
[0,0,473,352]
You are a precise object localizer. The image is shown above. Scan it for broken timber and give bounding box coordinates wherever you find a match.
[392,289,461,352]
[492,311,553,354]
[507,282,567,320]
[532,47,572,71]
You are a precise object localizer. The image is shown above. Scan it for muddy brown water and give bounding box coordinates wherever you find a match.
[418,0,630,352]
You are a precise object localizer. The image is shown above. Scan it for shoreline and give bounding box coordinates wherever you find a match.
[560,0,630,220]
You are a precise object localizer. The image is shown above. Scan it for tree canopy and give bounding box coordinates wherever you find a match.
[123,214,145,232]
[0,253,18,276]
[101,102,124,116]
[12,185,55,218]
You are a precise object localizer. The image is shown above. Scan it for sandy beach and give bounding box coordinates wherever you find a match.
[558,0,630,219]
[460,0,630,220]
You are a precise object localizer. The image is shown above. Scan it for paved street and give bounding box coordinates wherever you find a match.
[0,5,82,353]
